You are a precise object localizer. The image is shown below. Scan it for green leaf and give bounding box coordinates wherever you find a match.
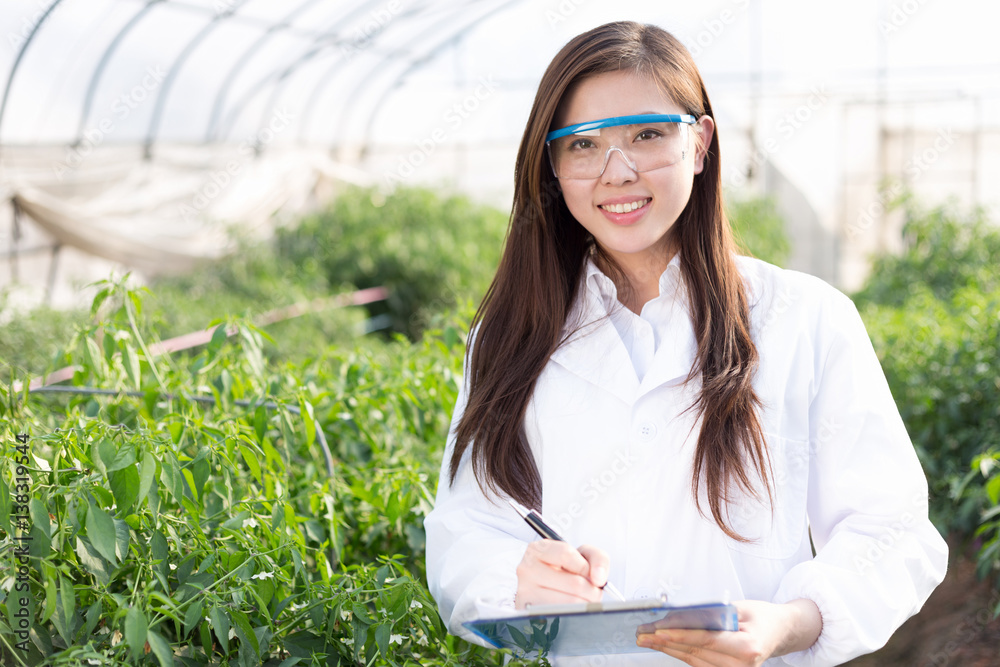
[181,468,202,505]
[253,404,267,444]
[239,443,262,484]
[94,438,115,475]
[105,443,137,473]
[0,475,9,535]
[114,518,131,562]
[84,337,106,378]
[109,465,141,514]
[210,606,230,655]
[299,397,316,448]
[83,600,102,640]
[124,344,141,390]
[125,606,148,658]
[375,623,391,659]
[229,607,259,655]
[146,629,174,667]
[986,474,1000,506]
[183,600,204,637]
[160,452,182,500]
[29,498,50,539]
[138,451,157,507]
[42,572,57,623]
[86,501,118,564]
[200,621,213,657]
[75,537,110,585]
[52,576,75,646]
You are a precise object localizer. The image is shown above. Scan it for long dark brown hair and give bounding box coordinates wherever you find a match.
[449,21,770,541]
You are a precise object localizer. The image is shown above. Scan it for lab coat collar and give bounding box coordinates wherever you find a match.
[551,254,698,404]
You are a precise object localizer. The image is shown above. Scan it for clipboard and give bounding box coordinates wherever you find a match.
[463,598,738,658]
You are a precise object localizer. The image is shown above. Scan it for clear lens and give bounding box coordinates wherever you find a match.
[548,121,689,179]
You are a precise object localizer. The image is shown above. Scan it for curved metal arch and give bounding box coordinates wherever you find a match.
[142,0,255,159]
[350,0,526,157]
[0,0,68,158]
[214,0,421,145]
[293,0,498,147]
[203,0,331,143]
[74,0,166,147]
[252,0,439,148]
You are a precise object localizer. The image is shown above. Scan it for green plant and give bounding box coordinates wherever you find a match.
[855,197,1000,598]
[275,186,507,340]
[0,277,550,666]
[727,196,791,268]
[854,194,1000,307]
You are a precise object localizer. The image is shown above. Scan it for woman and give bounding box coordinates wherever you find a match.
[424,21,947,666]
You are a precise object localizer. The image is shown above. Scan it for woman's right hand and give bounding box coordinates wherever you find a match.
[514,540,611,609]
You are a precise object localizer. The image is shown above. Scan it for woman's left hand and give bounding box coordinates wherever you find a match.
[635,598,821,666]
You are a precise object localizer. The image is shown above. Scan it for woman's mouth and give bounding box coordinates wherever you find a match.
[598,197,651,214]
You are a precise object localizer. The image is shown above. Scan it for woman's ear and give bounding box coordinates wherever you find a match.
[692,115,715,175]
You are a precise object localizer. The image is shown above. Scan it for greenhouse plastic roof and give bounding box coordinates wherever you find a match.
[0,0,536,154]
[1,0,999,308]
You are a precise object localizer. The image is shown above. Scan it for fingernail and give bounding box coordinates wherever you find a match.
[592,566,608,587]
[636,636,650,647]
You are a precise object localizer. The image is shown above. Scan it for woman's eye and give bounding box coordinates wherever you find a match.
[568,138,595,150]
[635,129,662,142]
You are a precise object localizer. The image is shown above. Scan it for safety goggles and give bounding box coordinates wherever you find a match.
[545,113,697,179]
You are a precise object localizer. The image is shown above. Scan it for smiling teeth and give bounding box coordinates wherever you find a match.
[600,199,650,213]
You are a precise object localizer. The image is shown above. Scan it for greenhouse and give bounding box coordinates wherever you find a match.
[1,0,999,665]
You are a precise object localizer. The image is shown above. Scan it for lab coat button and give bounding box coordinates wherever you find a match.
[637,422,658,442]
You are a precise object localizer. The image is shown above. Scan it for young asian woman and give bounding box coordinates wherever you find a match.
[424,20,947,667]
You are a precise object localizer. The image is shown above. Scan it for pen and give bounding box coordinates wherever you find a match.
[507,498,627,602]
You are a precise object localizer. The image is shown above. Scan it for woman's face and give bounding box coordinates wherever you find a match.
[553,70,714,277]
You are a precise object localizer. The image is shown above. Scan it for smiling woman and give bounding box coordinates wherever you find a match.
[425,20,948,667]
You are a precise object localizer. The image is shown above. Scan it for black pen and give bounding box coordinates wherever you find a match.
[507,498,626,602]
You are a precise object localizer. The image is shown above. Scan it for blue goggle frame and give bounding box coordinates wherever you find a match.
[545,113,698,143]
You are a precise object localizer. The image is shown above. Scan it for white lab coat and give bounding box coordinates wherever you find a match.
[425,255,948,666]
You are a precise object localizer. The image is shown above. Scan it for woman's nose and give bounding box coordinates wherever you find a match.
[600,146,638,184]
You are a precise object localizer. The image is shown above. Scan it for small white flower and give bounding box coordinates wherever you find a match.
[409,600,423,610]
[243,517,258,529]
[341,610,352,620]
[228,627,237,640]
[417,635,429,646]
[389,634,404,645]
[110,630,123,646]
[87,660,101,666]
[97,626,110,635]
[291,602,307,611]
[252,571,274,580]
[169,564,177,571]
[344,638,354,646]
[383,577,396,584]
[205,616,211,624]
